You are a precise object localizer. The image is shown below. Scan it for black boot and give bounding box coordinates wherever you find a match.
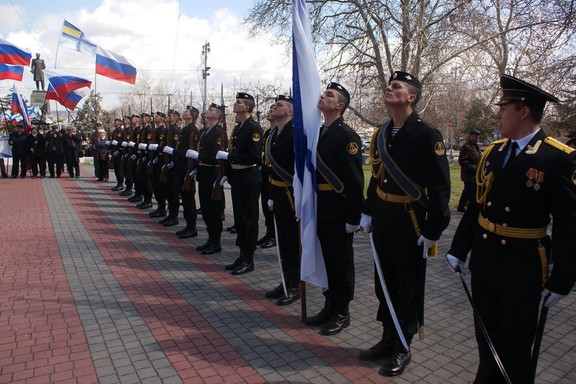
[359,330,394,361]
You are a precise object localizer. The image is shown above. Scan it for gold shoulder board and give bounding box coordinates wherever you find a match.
[544,137,575,154]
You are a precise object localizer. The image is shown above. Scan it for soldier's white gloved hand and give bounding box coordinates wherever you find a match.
[417,235,436,259]
[130,154,137,161]
[113,151,120,157]
[138,143,147,150]
[216,150,229,160]
[111,140,118,146]
[152,157,159,165]
[105,141,111,145]
[148,144,158,151]
[267,199,274,211]
[541,288,566,308]
[360,213,372,233]
[186,149,199,159]
[128,141,135,147]
[166,161,174,169]
[345,223,359,234]
[121,141,128,148]
[163,146,174,155]
[219,175,228,186]
[188,169,197,178]
[446,253,465,274]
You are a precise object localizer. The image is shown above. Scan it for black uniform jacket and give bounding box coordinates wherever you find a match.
[227,116,262,187]
[364,112,451,240]
[267,120,295,202]
[449,130,576,295]
[316,116,364,225]
[197,124,225,183]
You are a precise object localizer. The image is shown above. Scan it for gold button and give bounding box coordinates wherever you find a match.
[505,207,511,212]
[502,223,508,227]
[383,179,388,183]
[501,239,507,245]
[487,201,492,207]
[482,234,488,239]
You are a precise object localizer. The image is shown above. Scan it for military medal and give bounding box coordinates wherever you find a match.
[526,179,534,187]
[533,183,540,191]
[526,168,544,190]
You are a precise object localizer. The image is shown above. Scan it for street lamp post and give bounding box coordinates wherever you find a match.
[202,42,211,114]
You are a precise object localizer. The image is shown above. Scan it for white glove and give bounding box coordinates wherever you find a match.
[111,140,118,146]
[166,161,174,169]
[360,214,372,233]
[105,141,110,145]
[188,169,197,178]
[148,144,158,151]
[113,151,120,157]
[417,235,436,259]
[121,141,128,148]
[541,288,566,308]
[345,223,359,234]
[186,149,199,159]
[216,150,229,160]
[214,175,228,188]
[128,141,135,147]
[152,157,159,165]
[446,253,465,273]
[138,143,147,150]
[130,154,137,161]
[267,199,274,210]
[163,146,174,155]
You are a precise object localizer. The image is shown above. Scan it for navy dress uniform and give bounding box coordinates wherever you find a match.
[149,113,169,218]
[110,120,125,190]
[159,111,182,227]
[447,75,576,384]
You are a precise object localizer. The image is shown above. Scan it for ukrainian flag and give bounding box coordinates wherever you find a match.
[59,20,97,56]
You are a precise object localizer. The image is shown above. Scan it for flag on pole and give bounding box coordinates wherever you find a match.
[59,20,97,56]
[0,135,12,158]
[11,84,31,129]
[96,46,137,84]
[0,38,32,66]
[292,0,327,289]
[45,83,89,111]
[0,63,24,81]
[44,69,92,95]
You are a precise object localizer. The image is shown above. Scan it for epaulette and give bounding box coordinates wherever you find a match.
[544,137,575,155]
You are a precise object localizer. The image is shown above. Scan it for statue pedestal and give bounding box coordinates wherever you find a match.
[30,90,50,117]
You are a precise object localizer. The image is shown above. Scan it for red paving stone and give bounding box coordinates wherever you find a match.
[0,179,98,384]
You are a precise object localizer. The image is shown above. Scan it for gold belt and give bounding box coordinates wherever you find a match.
[199,162,216,167]
[269,177,290,188]
[478,214,547,239]
[376,186,414,204]
[231,164,256,170]
[317,183,334,191]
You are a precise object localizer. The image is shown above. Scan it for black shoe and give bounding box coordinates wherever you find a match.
[196,242,212,251]
[380,350,411,377]
[320,313,350,336]
[179,229,198,239]
[111,185,123,191]
[75,175,80,179]
[305,308,334,326]
[138,201,153,209]
[119,189,133,196]
[227,225,236,233]
[265,283,284,299]
[256,234,270,246]
[359,337,394,361]
[128,195,143,202]
[231,261,254,275]
[225,257,243,271]
[196,208,202,214]
[260,237,276,249]
[202,244,222,255]
[149,209,166,218]
[162,217,179,227]
[277,287,300,306]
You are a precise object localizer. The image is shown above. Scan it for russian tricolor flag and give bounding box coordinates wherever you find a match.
[0,64,24,81]
[0,38,31,66]
[96,47,137,84]
[45,84,88,111]
[11,84,31,129]
[44,69,92,95]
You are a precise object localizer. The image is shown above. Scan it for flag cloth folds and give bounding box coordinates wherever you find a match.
[96,47,137,84]
[44,69,92,95]
[0,135,12,158]
[0,38,31,66]
[11,84,31,129]
[292,0,327,289]
[45,83,88,111]
[59,20,97,56]
[0,64,24,81]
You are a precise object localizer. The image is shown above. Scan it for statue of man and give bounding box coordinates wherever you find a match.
[31,53,46,91]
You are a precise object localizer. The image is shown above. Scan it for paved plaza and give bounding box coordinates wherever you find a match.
[1,168,574,383]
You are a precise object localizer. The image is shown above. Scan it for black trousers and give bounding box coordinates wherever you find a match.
[11,154,27,177]
[457,181,476,210]
[113,154,124,186]
[151,164,166,210]
[317,220,355,314]
[177,166,197,230]
[164,169,180,219]
[231,182,260,261]
[260,177,275,238]
[272,188,299,287]
[471,277,540,384]
[46,153,63,177]
[198,168,223,244]
[31,156,46,177]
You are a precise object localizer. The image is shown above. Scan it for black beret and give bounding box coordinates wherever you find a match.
[236,92,254,101]
[495,74,559,108]
[389,71,422,90]
[326,82,350,101]
[275,95,293,104]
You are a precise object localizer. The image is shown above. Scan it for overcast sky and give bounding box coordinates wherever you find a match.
[0,0,292,109]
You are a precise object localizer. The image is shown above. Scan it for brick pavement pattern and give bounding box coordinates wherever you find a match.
[1,171,574,383]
